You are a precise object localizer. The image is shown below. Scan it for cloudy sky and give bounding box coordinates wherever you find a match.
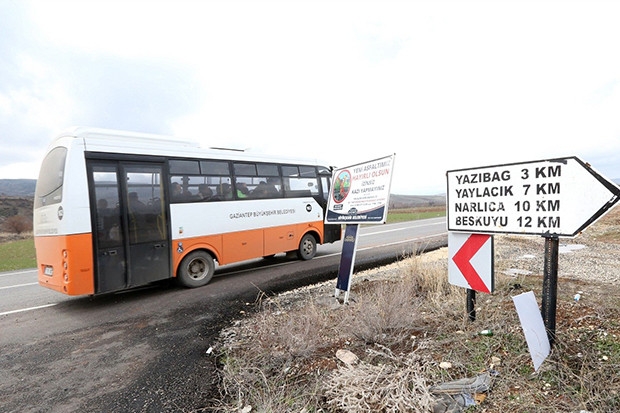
[1,0,619,195]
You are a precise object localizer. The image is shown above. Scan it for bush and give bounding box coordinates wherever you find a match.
[2,215,33,234]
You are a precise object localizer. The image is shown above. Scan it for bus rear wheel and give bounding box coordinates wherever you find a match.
[297,233,317,260]
[178,251,214,288]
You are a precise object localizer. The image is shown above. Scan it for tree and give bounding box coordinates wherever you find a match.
[2,215,33,234]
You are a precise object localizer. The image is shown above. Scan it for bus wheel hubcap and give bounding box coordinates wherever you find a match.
[189,259,207,280]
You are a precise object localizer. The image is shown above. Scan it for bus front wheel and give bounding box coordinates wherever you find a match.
[297,233,317,260]
[177,251,215,288]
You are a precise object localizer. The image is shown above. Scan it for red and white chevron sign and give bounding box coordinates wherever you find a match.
[448,232,494,293]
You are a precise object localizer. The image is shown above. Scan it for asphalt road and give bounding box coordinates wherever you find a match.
[0,217,447,413]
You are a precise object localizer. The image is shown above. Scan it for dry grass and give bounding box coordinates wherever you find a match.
[213,212,620,412]
[0,231,32,244]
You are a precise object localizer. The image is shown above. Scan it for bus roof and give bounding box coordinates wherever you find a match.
[58,126,200,149]
[53,127,332,167]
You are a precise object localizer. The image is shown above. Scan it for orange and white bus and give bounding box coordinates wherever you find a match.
[33,127,341,296]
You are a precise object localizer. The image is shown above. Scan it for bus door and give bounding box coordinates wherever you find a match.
[88,160,171,294]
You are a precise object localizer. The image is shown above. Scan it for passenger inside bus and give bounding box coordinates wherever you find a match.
[197,184,213,201]
[251,179,280,198]
[217,183,233,200]
[251,182,267,198]
[128,192,146,212]
[172,182,193,201]
[171,182,183,199]
[236,182,249,198]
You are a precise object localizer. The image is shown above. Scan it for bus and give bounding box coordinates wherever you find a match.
[33,127,342,296]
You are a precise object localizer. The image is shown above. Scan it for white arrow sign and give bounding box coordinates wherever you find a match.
[447,157,620,237]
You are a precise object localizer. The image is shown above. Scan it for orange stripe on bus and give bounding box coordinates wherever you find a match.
[35,233,95,295]
[172,221,324,273]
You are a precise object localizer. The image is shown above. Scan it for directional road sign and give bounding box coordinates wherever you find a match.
[447,156,620,237]
[448,232,494,293]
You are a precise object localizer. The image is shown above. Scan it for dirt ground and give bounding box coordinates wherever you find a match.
[210,208,620,412]
[3,208,619,412]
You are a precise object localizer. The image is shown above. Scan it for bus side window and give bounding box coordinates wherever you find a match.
[282,165,317,198]
[319,172,332,202]
[170,181,184,201]
[200,160,232,201]
[217,183,233,200]
[254,163,281,198]
[169,160,201,203]
[251,178,280,198]
[170,178,193,202]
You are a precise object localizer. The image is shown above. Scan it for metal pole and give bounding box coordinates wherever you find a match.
[541,236,559,346]
[335,224,359,304]
[467,288,476,322]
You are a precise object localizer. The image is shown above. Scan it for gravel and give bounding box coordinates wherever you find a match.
[494,228,620,286]
[270,213,620,310]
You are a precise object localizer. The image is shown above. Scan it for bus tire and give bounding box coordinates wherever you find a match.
[177,251,214,288]
[297,233,317,261]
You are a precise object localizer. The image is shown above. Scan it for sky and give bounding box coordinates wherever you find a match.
[1,0,619,195]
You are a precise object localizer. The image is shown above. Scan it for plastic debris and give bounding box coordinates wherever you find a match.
[574,293,581,302]
[479,329,493,337]
[430,371,494,394]
[430,371,497,413]
[432,393,476,413]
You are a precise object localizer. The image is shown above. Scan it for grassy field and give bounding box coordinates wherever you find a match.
[385,206,445,224]
[0,237,36,272]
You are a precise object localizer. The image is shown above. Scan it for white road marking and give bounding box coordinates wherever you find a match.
[0,269,36,277]
[0,303,57,316]
[0,282,39,290]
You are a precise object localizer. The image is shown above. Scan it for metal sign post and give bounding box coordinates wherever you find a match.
[541,236,559,346]
[467,289,476,322]
[334,224,359,304]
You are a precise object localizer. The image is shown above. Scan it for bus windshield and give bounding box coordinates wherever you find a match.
[34,146,67,208]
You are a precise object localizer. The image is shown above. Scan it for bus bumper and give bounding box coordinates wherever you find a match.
[35,233,95,295]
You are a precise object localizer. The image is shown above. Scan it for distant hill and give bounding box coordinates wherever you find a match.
[0,179,36,197]
[0,196,33,220]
